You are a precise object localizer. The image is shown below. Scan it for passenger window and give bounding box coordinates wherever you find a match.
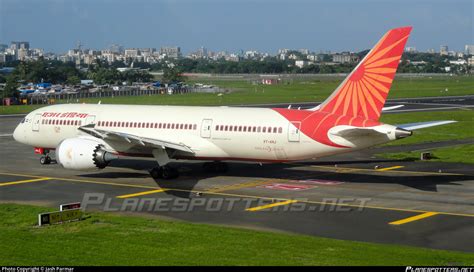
[239,126,242,132]
[273,127,277,133]
[262,127,266,133]
[193,124,197,130]
[278,127,282,133]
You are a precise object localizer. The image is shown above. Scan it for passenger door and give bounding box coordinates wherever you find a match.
[288,121,301,142]
[200,119,213,138]
[32,113,41,132]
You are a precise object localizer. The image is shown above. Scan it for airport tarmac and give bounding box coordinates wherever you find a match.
[1,102,473,253]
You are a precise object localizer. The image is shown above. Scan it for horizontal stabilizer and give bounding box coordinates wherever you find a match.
[382,105,404,111]
[397,120,457,130]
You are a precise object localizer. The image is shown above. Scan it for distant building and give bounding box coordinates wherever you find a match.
[160,46,181,59]
[295,60,313,68]
[468,56,474,66]
[260,75,280,85]
[307,54,319,62]
[298,48,309,55]
[332,53,359,64]
[124,48,139,59]
[224,54,239,62]
[440,45,448,56]
[465,45,474,56]
[0,44,7,52]
[10,41,29,50]
[405,47,417,53]
[278,48,289,55]
[17,48,28,61]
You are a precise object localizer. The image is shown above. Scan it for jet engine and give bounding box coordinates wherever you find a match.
[56,138,117,170]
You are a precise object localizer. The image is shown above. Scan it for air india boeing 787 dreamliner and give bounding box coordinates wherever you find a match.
[13,26,455,179]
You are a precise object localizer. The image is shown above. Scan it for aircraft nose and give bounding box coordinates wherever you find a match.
[13,123,23,143]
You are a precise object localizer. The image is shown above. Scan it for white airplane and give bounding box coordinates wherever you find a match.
[13,26,456,179]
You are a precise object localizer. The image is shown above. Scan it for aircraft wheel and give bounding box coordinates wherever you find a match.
[40,156,51,165]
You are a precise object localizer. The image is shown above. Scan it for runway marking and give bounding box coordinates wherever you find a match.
[206,179,279,193]
[246,200,298,212]
[389,212,439,225]
[0,171,473,218]
[0,177,51,187]
[116,189,167,199]
[0,134,13,137]
[376,166,404,171]
[310,165,463,176]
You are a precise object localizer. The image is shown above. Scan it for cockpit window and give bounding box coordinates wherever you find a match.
[20,118,25,124]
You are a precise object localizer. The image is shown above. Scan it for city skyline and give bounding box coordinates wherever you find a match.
[1,0,472,54]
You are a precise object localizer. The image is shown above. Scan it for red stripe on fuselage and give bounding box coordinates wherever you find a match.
[272,108,380,148]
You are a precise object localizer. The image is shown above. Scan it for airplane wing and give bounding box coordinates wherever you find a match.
[78,124,194,154]
[396,120,457,130]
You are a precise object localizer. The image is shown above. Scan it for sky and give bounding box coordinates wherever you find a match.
[0,0,472,54]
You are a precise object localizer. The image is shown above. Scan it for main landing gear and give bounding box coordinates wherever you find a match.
[150,165,179,180]
[149,147,179,179]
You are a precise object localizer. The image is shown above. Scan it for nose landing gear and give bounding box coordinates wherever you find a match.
[40,155,52,165]
[37,148,53,165]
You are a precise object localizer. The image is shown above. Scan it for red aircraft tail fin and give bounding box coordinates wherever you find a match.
[318,26,412,121]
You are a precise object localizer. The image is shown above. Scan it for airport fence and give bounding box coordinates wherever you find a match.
[19,86,226,105]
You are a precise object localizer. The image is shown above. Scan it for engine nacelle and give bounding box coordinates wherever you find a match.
[56,138,117,170]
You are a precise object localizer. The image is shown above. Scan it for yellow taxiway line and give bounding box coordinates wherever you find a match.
[116,189,167,199]
[389,212,439,225]
[376,166,404,171]
[0,177,51,187]
[310,165,463,176]
[246,200,298,212]
[0,171,473,218]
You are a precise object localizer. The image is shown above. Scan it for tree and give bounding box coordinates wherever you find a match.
[162,67,186,83]
[3,74,19,98]
[67,75,81,85]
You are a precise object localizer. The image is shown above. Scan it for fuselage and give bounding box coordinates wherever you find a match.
[13,103,396,162]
